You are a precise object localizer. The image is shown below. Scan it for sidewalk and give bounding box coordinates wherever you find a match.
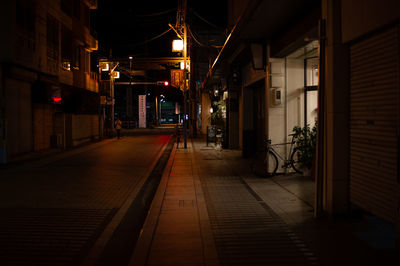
[130,137,399,266]
[130,140,218,266]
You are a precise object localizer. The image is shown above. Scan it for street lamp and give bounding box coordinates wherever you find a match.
[172,39,184,52]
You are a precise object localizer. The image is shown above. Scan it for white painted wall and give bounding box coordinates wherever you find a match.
[268,58,286,169]
[268,59,286,144]
[286,58,304,134]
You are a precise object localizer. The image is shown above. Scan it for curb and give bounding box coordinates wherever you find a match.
[81,137,172,266]
[128,142,177,266]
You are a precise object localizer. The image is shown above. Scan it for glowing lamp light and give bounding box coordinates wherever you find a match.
[180,62,190,70]
[172,39,184,52]
[164,81,169,86]
[210,107,214,113]
[112,71,120,79]
[101,63,109,71]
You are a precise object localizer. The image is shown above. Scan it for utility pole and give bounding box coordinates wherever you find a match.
[183,22,188,148]
[127,57,133,125]
[177,0,188,148]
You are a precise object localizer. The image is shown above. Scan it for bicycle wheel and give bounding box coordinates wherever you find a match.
[290,148,303,174]
[264,151,278,176]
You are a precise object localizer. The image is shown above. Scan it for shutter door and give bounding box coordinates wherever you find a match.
[349,26,399,223]
[33,104,53,151]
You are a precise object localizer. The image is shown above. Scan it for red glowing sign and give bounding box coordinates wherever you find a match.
[52,97,62,103]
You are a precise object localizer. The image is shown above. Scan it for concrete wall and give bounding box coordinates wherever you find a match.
[33,104,54,151]
[0,1,15,62]
[341,0,400,43]
[322,0,350,215]
[5,78,32,158]
[72,114,99,146]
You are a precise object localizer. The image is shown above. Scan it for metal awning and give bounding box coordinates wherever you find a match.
[202,0,320,90]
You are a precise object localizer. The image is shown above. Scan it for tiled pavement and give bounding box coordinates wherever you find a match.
[130,141,218,266]
[0,136,171,265]
[132,139,320,266]
[200,175,319,266]
[1,135,398,265]
[132,137,399,266]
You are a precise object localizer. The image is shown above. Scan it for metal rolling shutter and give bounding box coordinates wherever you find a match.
[349,26,399,224]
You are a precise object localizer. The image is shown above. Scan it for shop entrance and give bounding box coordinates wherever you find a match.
[243,79,265,158]
[269,40,319,173]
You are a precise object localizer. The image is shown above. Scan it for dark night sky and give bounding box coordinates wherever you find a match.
[92,0,227,58]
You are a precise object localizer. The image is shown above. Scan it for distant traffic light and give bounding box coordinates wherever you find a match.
[156,81,169,86]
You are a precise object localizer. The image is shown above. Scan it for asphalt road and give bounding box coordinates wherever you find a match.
[0,135,172,265]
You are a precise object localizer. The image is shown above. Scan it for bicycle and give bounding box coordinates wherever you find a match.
[252,134,302,177]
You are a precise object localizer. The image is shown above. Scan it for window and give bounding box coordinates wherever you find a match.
[47,14,59,60]
[61,25,73,70]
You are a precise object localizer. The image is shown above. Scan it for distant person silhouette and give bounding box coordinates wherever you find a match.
[115,118,122,139]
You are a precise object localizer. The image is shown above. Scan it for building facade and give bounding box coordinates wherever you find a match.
[0,0,99,163]
[202,0,400,242]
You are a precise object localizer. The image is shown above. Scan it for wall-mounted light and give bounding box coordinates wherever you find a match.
[250,43,265,70]
[112,71,120,79]
[100,62,109,71]
[210,107,214,113]
[172,39,184,52]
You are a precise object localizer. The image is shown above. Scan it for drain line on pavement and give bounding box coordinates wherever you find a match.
[82,137,175,266]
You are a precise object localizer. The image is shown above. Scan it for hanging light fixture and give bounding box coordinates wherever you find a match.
[172,39,184,52]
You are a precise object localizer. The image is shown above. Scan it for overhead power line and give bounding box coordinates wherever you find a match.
[119,28,173,47]
[136,8,176,17]
[189,8,224,30]
[187,25,222,49]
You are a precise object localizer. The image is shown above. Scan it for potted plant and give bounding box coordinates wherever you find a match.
[211,100,225,127]
[211,100,225,149]
[292,123,317,176]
